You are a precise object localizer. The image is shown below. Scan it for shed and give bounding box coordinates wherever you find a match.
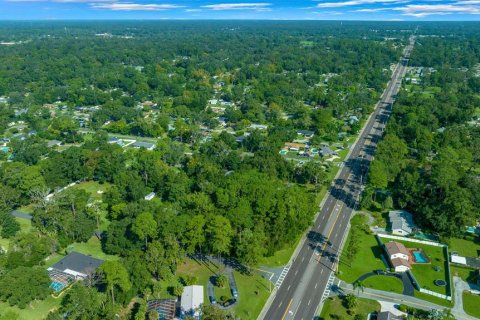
[144,192,155,201]
[451,255,467,265]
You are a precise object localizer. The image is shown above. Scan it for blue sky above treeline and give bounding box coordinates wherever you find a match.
[0,0,479,21]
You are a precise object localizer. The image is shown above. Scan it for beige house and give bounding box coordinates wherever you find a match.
[385,241,411,272]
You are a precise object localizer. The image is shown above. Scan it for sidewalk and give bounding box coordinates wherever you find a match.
[337,281,478,320]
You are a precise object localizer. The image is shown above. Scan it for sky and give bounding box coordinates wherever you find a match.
[0,0,480,20]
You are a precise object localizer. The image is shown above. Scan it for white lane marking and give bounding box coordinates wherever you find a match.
[308,299,311,306]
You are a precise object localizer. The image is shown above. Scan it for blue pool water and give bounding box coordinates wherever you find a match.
[50,281,66,292]
[279,150,287,155]
[0,147,9,152]
[413,250,428,263]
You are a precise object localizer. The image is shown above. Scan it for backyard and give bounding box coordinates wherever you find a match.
[393,239,449,296]
[448,237,480,258]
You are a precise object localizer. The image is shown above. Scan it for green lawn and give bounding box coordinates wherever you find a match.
[363,275,404,294]
[414,291,451,307]
[0,217,33,251]
[395,240,448,295]
[66,236,119,261]
[233,270,271,320]
[320,296,380,320]
[338,217,386,283]
[463,291,480,318]
[448,237,480,258]
[0,296,60,320]
[451,265,478,283]
[164,258,270,320]
[71,180,111,201]
[213,281,233,304]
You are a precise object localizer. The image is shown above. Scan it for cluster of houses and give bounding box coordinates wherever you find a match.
[47,251,205,320]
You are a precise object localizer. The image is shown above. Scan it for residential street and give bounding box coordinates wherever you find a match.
[259,36,416,320]
[337,281,478,320]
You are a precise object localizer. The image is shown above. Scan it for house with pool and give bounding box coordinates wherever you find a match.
[47,251,104,292]
[384,241,430,272]
[385,241,411,272]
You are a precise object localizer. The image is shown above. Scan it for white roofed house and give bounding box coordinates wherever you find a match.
[131,141,156,151]
[180,285,204,319]
[389,210,416,236]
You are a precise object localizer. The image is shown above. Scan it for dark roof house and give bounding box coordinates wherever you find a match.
[319,146,336,157]
[48,252,104,279]
[377,311,403,320]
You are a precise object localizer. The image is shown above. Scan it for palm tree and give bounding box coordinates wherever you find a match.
[353,280,365,296]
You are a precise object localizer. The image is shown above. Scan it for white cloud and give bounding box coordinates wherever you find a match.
[312,10,344,14]
[184,8,202,12]
[354,7,391,11]
[315,0,406,8]
[455,0,480,4]
[91,2,184,11]
[201,3,271,10]
[394,3,480,16]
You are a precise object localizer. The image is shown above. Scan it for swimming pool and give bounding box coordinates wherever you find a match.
[0,147,9,153]
[412,250,428,263]
[50,281,66,292]
[279,150,287,155]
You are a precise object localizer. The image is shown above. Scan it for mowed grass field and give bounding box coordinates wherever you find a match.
[0,295,60,320]
[463,291,480,318]
[320,296,380,320]
[448,237,480,258]
[338,215,386,284]
[363,275,404,294]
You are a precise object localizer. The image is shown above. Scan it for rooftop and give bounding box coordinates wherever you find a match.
[385,241,409,257]
[389,210,416,233]
[181,285,204,315]
[49,252,104,277]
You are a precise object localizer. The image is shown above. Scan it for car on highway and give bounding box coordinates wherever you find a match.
[374,269,386,275]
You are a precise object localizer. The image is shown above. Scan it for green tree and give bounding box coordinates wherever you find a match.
[216,274,228,288]
[57,283,107,320]
[344,294,358,310]
[0,266,51,309]
[99,261,131,305]
[132,212,157,249]
[206,215,233,257]
[353,280,365,296]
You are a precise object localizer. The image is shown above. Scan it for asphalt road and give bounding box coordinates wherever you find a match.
[260,36,416,320]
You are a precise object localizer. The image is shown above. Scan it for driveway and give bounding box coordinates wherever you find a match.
[355,272,414,296]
